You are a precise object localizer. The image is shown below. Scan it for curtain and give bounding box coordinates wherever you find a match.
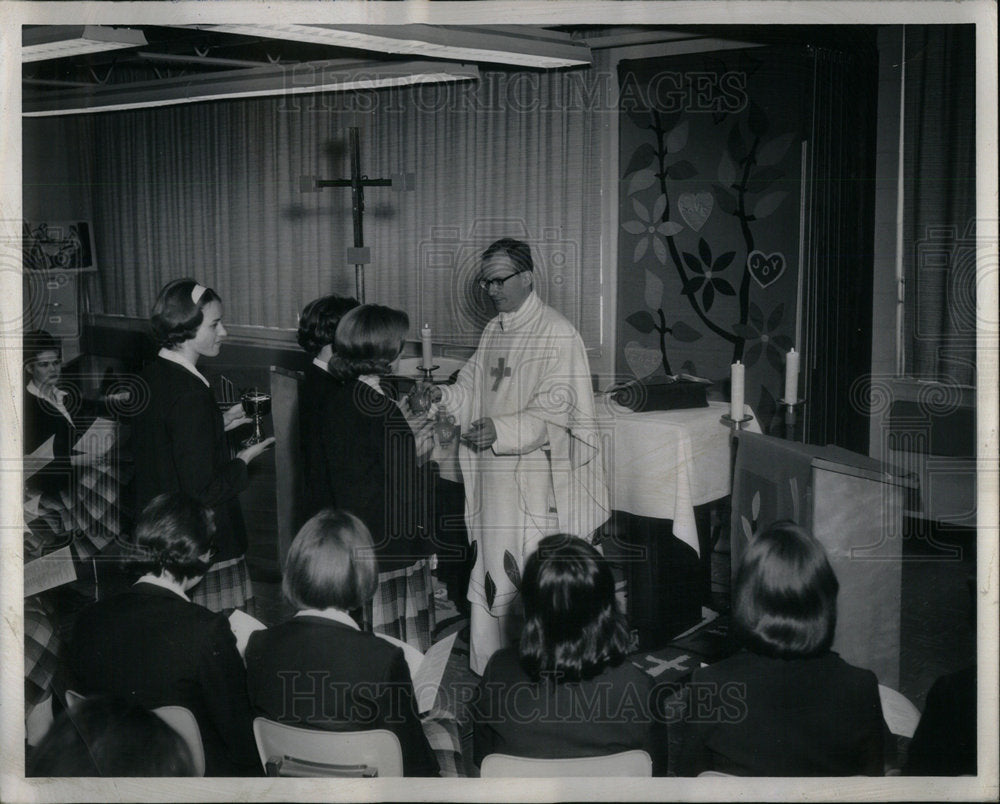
[802,43,878,453]
[902,25,976,385]
[73,69,603,347]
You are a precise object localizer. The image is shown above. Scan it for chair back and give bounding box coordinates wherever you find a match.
[479,750,652,778]
[253,718,404,777]
[270,365,305,571]
[152,705,206,776]
[63,692,205,776]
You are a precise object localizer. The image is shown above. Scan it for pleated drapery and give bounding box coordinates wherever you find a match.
[901,25,976,386]
[72,69,604,347]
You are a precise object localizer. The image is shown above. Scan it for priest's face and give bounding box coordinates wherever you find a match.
[479,255,532,314]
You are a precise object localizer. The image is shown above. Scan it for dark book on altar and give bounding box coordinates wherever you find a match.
[667,615,737,664]
[610,376,710,412]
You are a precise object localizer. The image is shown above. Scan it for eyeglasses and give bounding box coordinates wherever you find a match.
[477,272,522,292]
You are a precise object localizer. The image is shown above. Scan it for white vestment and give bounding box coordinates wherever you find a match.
[441,291,609,673]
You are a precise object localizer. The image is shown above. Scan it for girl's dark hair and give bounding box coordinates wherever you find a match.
[518,534,631,683]
[282,509,378,612]
[296,294,359,357]
[23,329,61,367]
[329,304,408,380]
[27,696,195,777]
[132,493,216,581]
[732,520,840,659]
[150,278,222,349]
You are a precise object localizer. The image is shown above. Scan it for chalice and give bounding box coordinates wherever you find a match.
[240,389,272,447]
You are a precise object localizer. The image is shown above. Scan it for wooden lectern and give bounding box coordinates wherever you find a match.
[269,366,305,572]
[730,432,915,688]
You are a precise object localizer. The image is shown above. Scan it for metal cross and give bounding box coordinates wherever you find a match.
[301,127,412,303]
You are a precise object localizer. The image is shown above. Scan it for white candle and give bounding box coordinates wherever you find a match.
[730,360,745,420]
[784,348,800,403]
[421,323,433,368]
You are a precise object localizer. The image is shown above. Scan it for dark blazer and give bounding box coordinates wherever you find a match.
[298,363,339,521]
[472,647,670,775]
[310,377,433,571]
[904,665,976,776]
[245,614,439,777]
[130,358,248,560]
[62,582,261,776]
[674,650,886,776]
[23,386,79,500]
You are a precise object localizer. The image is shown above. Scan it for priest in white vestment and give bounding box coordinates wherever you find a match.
[435,238,609,674]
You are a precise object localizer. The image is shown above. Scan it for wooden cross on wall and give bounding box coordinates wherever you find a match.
[301,126,413,303]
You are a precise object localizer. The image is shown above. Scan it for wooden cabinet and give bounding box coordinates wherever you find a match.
[24,271,90,355]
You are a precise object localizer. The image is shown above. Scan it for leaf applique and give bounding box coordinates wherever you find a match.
[752,490,761,522]
[484,572,496,611]
[503,550,522,590]
[741,514,753,542]
[468,539,478,572]
[624,143,657,176]
[626,310,657,334]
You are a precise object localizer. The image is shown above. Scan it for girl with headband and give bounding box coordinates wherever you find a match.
[131,278,274,614]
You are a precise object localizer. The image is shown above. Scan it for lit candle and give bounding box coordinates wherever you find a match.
[421,323,433,369]
[784,348,800,403]
[730,360,745,421]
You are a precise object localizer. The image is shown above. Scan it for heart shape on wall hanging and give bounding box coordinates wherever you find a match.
[677,192,714,232]
[624,341,663,379]
[747,250,786,288]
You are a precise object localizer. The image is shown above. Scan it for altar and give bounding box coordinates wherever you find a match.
[593,399,761,650]
[594,398,761,555]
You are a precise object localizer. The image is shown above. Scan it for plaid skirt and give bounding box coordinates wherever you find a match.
[24,597,61,708]
[364,558,436,653]
[189,556,255,616]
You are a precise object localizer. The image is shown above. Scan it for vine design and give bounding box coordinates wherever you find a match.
[622,98,796,368]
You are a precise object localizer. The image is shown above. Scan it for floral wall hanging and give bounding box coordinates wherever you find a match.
[616,47,808,432]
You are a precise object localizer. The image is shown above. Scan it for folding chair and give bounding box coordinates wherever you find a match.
[479,750,652,778]
[253,718,404,777]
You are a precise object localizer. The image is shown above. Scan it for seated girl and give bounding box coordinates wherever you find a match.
[472,534,669,775]
[674,520,887,776]
[62,493,260,776]
[245,509,439,777]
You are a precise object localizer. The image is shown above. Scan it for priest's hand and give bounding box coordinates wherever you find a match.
[223,402,252,431]
[463,418,497,449]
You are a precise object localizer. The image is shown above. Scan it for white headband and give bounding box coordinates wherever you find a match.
[190,283,207,304]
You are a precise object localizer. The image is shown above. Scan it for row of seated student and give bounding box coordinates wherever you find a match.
[43,492,971,777]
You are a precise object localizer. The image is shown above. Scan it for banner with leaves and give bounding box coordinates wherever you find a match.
[616,48,807,432]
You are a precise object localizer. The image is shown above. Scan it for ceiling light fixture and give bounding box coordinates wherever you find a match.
[22,25,148,63]
[22,59,480,117]
[200,24,592,69]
